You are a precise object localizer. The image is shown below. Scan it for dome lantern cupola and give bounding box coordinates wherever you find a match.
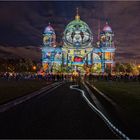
[75,8,80,20]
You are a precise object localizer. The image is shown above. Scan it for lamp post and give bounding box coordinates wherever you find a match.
[32,66,37,73]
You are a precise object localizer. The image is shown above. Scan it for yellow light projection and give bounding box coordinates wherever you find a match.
[105,52,111,60]
[43,36,49,44]
[43,63,49,71]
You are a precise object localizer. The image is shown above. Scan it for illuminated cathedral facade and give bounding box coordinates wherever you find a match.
[41,9,116,74]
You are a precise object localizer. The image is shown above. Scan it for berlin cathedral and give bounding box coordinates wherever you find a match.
[41,9,116,74]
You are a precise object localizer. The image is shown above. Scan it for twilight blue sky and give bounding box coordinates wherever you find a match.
[0,1,140,63]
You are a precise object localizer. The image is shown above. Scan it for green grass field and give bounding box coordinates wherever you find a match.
[0,79,49,105]
[92,80,140,131]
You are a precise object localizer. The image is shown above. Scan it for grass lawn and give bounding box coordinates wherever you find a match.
[91,80,140,132]
[0,79,49,105]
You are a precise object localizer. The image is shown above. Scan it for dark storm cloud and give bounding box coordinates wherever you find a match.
[0,1,139,63]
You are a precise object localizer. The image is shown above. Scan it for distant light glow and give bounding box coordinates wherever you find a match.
[32,66,37,70]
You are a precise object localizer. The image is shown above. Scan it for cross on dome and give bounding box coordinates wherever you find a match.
[75,7,80,20]
[106,21,108,25]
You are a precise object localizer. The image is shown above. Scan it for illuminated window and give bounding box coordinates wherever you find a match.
[105,52,111,60]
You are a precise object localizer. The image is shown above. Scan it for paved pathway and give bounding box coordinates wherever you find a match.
[0,82,117,139]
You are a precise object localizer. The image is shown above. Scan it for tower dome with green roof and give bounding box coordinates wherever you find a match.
[63,8,93,48]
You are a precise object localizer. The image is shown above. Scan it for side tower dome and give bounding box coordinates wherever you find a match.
[43,23,56,47]
[99,21,114,48]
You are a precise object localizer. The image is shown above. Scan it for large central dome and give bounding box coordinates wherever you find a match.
[63,9,93,48]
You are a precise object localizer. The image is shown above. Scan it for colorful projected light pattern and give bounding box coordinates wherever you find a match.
[41,9,116,73]
[63,8,93,48]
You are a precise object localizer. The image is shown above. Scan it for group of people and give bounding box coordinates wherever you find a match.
[37,73,81,82]
[0,72,140,82]
[0,72,37,80]
[87,73,140,82]
[0,72,80,82]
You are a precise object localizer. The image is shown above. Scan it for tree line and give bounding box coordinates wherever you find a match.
[114,62,140,75]
[0,58,41,72]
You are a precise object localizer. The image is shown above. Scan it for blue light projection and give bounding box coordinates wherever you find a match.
[42,9,116,73]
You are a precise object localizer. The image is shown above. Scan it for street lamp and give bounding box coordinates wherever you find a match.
[32,66,37,71]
